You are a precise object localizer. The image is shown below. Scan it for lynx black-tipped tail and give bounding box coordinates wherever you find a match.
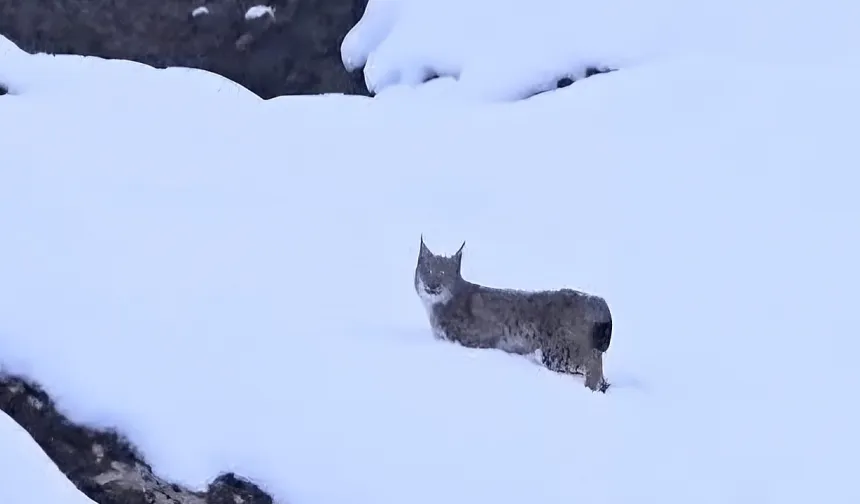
[592,320,612,353]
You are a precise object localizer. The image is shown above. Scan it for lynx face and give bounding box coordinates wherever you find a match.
[414,237,465,304]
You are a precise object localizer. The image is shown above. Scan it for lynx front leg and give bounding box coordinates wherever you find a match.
[583,349,609,393]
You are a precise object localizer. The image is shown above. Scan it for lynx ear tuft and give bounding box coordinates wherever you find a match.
[419,234,432,258]
[453,241,465,272]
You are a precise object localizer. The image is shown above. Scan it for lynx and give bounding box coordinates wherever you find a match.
[414,236,612,392]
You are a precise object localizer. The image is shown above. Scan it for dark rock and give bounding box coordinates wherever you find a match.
[518,65,618,99]
[421,71,442,85]
[1,371,280,504]
[208,473,274,504]
[554,66,615,91]
[555,77,574,89]
[0,0,370,99]
[0,83,7,95]
[583,66,614,78]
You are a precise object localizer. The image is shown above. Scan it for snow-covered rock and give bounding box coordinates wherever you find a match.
[245,5,276,21]
[191,6,210,17]
[0,0,367,98]
[0,373,278,504]
[237,4,280,51]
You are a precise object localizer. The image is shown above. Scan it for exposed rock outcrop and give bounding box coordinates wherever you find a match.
[0,372,278,504]
[525,65,616,99]
[555,66,615,90]
[0,0,369,99]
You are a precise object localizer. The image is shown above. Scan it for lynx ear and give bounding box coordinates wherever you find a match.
[419,234,432,258]
[453,241,465,271]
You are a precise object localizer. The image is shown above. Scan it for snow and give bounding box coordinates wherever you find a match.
[0,34,256,101]
[191,6,210,17]
[341,0,401,73]
[345,0,860,99]
[245,5,276,21]
[2,1,860,503]
[0,411,97,504]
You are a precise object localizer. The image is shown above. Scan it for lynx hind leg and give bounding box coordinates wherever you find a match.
[540,340,572,374]
[542,338,609,392]
[583,349,609,393]
[541,341,589,380]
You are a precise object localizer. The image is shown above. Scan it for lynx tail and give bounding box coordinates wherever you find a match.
[592,320,612,353]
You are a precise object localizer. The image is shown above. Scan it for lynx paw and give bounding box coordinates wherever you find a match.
[584,375,610,393]
[569,365,585,377]
[598,379,610,393]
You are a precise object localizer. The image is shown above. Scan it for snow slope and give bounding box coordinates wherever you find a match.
[2,1,860,503]
[0,34,257,103]
[0,411,97,504]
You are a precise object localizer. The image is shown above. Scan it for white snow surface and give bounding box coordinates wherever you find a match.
[245,5,276,21]
[345,0,860,99]
[2,2,860,503]
[0,35,257,102]
[0,411,97,504]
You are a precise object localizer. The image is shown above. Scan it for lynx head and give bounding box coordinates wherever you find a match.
[414,235,465,306]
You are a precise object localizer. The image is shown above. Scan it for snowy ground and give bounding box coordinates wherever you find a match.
[343,0,860,99]
[0,411,96,504]
[2,0,860,503]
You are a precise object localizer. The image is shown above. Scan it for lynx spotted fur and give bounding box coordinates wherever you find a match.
[414,236,612,392]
